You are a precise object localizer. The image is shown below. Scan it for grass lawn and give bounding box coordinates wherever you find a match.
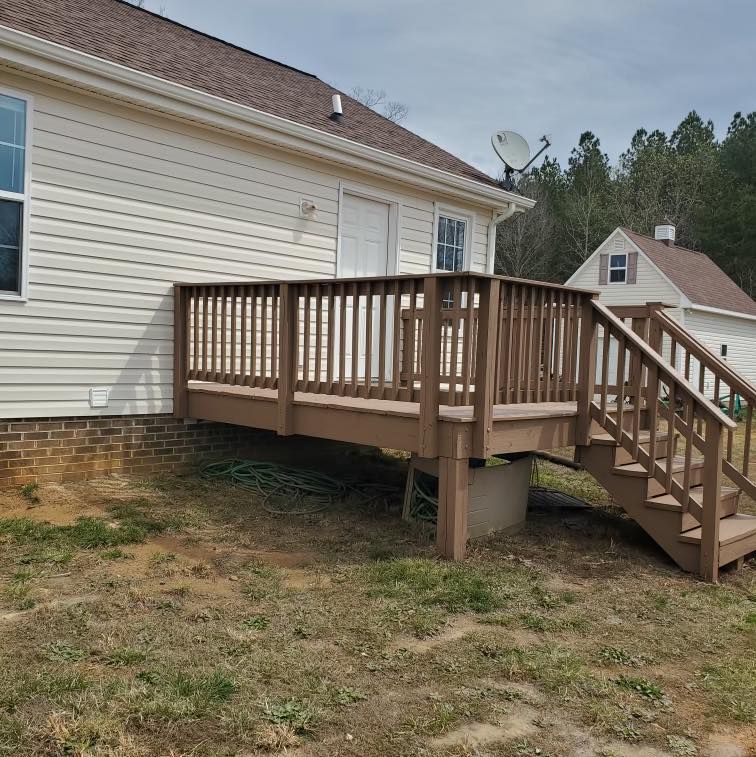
[0,450,754,756]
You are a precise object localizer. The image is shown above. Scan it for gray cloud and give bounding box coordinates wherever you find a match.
[151,0,755,176]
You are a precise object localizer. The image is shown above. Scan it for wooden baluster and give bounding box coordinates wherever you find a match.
[631,351,643,460]
[665,378,676,494]
[338,283,347,395]
[682,398,694,511]
[615,333,626,443]
[271,286,279,386]
[173,286,189,417]
[449,278,461,406]
[260,287,268,386]
[494,285,506,404]
[191,286,199,379]
[569,293,581,400]
[561,293,573,402]
[536,287,546,403]
[378,283,387,399]
[513,286,525,403]
[461,279,475,406]
[210,286,219,382]
[250,287,258,386]
[405,280,418,401]
[552,291,563,403]
[201,288,209,380]
[744,405,752,478]
[646,363,660,471]
[700,416,723,582]
[542,288,553,403]
[391,280,401,400]
[726,390,735,463]
[220,286,228,383]
[670,339,677,372]
[523,287,535,402]
[315,287,323,392]
[277,283,296,436]
[303,284,311,390]
[418,276,441,457]
[230,287,238,385]
[697,365,705,435]
[363,284,373,399]
[327,284,335,392]
[576,296,598,445]
[473,277,501,457]
[350,282,360,397]
[240,286,248,386]
[600,322,610,426]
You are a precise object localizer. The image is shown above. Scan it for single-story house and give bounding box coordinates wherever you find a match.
[0,0,532,485]
[567,225,756,396]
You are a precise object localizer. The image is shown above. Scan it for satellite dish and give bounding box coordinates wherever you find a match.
[492,131,531,172]
[491,131,552,191]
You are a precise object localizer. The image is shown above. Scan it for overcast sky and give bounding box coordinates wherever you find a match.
[146,0,755,177]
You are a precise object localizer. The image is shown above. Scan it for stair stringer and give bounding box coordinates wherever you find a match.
[578,443,700,573]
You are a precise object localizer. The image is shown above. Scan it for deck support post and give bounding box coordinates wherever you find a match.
[700,416,723,581]
[418,276,441,458]
[436,455,469,560]
[472,278,501,459]
[277,283,297,436]
[173,285,189,418]
[575,295,598,445]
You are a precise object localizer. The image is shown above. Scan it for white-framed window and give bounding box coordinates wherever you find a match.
[0,89,32,300]
[609,253,627,283]
[436,215,467,272]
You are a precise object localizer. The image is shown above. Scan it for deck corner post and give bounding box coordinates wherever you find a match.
[700,416,723,581]
[418,276,442,458]
[277,282,297,436]
[472,277,501,458]
[173,284,189,419]
[646,302,665,355]
[437,455,469,560]
[576,295,598,445]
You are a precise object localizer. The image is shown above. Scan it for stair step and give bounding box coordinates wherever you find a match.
[645,486,740,513]
[614,457,704,478]
[679,514,756,546]
[592,430,669,447]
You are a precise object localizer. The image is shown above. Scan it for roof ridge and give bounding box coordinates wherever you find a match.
[621,226,706,257]
[112,0,318,79]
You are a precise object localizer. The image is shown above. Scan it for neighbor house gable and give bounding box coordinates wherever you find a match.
[566,228,683,308]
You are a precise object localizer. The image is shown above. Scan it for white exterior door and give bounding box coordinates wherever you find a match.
[340,193,390,279]
[339,194,391,382]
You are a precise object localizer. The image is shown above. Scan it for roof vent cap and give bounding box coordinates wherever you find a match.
[330,94,343,122]
[654,224,675,246]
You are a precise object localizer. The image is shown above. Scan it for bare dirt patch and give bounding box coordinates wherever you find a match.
[432,706,540,747]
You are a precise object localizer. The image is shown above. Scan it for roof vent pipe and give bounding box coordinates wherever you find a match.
[654,223,675,247]
[330,94,343,122]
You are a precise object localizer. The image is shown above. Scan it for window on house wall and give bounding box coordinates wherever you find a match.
[609,253,627,283]
[0,91,29,298]
[436,215,466,273]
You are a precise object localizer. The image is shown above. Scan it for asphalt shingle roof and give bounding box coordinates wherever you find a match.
[622,228,756,317]
[0,0,498,188]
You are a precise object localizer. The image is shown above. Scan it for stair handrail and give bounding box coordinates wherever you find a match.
[590,301,737,430]
[652,308,756,407]
[582,300,736,580]
[650,306,755,503]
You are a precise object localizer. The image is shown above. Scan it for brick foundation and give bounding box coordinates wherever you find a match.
[0,414,266,487]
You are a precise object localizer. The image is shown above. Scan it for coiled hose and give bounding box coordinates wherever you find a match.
[200,458,399,515]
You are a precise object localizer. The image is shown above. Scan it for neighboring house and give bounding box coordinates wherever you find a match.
[0,0,531,483]
[567,225,756,395]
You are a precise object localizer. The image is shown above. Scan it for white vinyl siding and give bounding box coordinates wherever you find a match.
[683,310,756,394]
[0,70,492,418]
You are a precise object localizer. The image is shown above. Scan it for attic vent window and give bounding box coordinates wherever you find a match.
[609,253,627,283]
[613,238,625,251]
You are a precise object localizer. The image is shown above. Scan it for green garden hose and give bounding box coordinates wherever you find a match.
[200,458,398,515]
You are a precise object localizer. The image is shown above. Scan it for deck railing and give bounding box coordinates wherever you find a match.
[609,303,756,505]
[173,272,595,457]
[584,301,741,579]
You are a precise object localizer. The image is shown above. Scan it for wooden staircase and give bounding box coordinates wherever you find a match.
[575,300,756,581]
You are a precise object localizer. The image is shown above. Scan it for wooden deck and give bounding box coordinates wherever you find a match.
[187,381,579,457]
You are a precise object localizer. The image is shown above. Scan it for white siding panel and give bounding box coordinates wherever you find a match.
[683,310,756,392]
[0,71,494,418]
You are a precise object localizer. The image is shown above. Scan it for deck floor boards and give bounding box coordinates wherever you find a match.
[188,381,578,424]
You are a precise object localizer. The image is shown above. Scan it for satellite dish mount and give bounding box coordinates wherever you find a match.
[491,131,551,191]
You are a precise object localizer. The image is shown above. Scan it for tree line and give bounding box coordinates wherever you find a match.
[496,111,756,297]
